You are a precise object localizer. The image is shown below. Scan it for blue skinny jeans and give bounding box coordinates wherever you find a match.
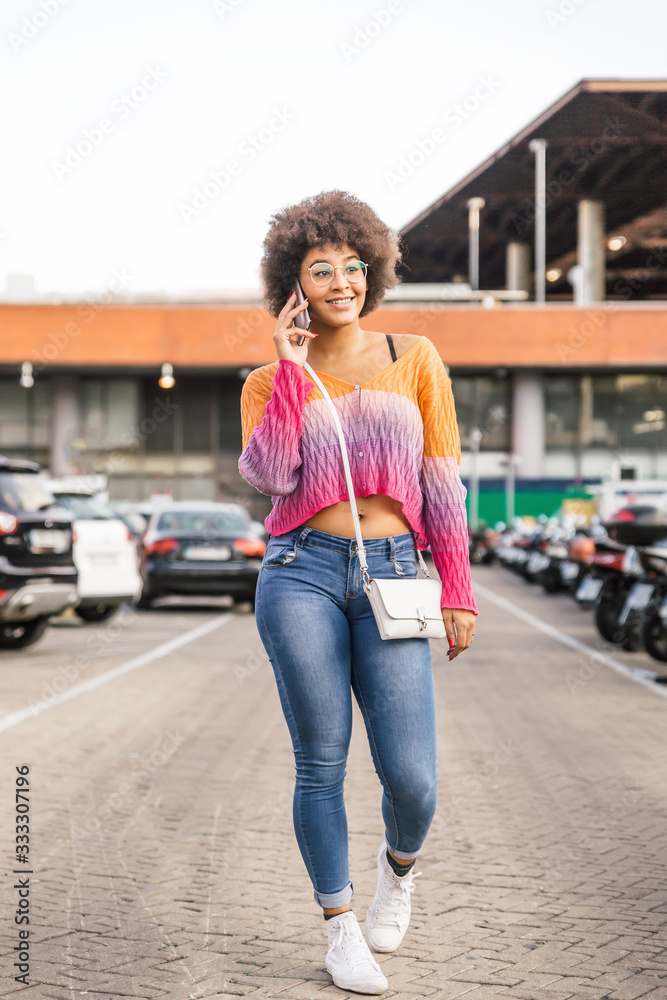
[254,524,438,908]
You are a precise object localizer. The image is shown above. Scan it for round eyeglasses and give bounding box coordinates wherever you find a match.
[301,260,369,286]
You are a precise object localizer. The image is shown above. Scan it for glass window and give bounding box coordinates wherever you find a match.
[51,493,111,520]
[219,376,242,452]
[181,379,213,452]
[583,374,666,451]
[81,379,140,450]
[451,375,510,450]
[155,505,248,534]
[545,376,579,448]
[0,379,51,451]
[142,383,176,454]
[0,472,56,512]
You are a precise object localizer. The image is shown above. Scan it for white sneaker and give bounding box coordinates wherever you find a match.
[366,840,422,952]
[325,909,388,994]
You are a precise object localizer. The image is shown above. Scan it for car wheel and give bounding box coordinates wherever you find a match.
[0,616,50,649]
[136,592,154,609]
[76,603,120,623]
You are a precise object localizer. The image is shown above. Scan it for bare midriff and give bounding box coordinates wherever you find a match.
[300,331,419,539]
[302,494,413,539]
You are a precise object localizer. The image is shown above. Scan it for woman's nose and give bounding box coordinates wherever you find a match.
[330,267,351,291]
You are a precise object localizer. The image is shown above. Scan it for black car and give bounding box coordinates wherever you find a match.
[0,457,79,648]
[137,501,266,609]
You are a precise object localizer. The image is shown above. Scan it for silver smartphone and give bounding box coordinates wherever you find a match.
[292,280,311,347]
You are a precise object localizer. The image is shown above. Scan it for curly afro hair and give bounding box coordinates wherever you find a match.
[260,190,403,318]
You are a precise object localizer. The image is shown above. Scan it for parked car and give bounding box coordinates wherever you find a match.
[137,501,266,609]
[41,480,142,622]
[110,506,150,543]
[109,501,162,540]
[0,457,78,648]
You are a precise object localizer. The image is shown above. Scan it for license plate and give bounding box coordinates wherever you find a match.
[561,561,580,581]
[619,581,655,624]
[184,545,231,561]
[576,575,603,602]
[527,552,550,573]
[29,528,70,552]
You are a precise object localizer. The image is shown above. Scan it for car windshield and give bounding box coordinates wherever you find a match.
[52,494,111,520]
[118,511,149,535]
[156,508,248,535]
[0,472,56,512]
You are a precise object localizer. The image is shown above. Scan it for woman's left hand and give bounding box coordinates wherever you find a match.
[442,608,477,660]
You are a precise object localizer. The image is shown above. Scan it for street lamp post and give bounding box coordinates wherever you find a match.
[466,197,485,292]
[529,138,548,304]
[499,453,521,528]
[469,427,483,531]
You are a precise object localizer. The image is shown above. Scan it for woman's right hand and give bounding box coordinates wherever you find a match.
[274,292,317,366]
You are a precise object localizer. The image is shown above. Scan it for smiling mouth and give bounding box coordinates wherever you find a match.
[327,297,354,305]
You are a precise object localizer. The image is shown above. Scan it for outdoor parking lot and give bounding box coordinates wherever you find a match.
[1,563,666,1000]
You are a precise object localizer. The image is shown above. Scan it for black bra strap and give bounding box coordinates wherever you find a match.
[385,333,397,363]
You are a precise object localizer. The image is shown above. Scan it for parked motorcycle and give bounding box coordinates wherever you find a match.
[468,523,498,566]
[635,541,667,663]
[593,502,667,652]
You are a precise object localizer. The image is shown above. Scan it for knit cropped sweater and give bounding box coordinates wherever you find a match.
[238,335,478,614]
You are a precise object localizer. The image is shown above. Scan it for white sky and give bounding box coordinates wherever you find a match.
[2,0,666,298]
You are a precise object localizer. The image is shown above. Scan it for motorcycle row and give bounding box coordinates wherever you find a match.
[470,501,667,666]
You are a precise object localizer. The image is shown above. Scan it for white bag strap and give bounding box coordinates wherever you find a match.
[303,362,430,579]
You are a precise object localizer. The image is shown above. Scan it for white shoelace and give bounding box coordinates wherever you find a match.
[330,917,378,971]
[374,868,422,928]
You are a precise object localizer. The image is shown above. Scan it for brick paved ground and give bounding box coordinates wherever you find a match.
[1,566,666,1000]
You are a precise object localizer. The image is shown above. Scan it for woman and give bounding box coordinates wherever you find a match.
[238,190,478,995]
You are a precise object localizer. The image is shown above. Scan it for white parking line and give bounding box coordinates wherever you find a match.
[0,613,235,735]
[473,581,667,701]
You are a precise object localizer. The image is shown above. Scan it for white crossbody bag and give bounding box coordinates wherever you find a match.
[303,362,447,641]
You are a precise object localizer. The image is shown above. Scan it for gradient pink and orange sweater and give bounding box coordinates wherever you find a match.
[238,335,478,614]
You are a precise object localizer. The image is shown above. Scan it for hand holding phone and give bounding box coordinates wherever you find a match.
[292,280,311,347]
[273,283,316,365]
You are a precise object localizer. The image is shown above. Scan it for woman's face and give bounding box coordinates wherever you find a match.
[299,243,367,326]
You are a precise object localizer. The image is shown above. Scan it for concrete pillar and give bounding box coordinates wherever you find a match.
[49,375,80,476]
[512,371,545,479]
[505,242,531,293]
[577,199,606,304]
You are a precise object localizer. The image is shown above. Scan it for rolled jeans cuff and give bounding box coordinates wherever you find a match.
[313,880,353,908]
[386,840,420,861]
